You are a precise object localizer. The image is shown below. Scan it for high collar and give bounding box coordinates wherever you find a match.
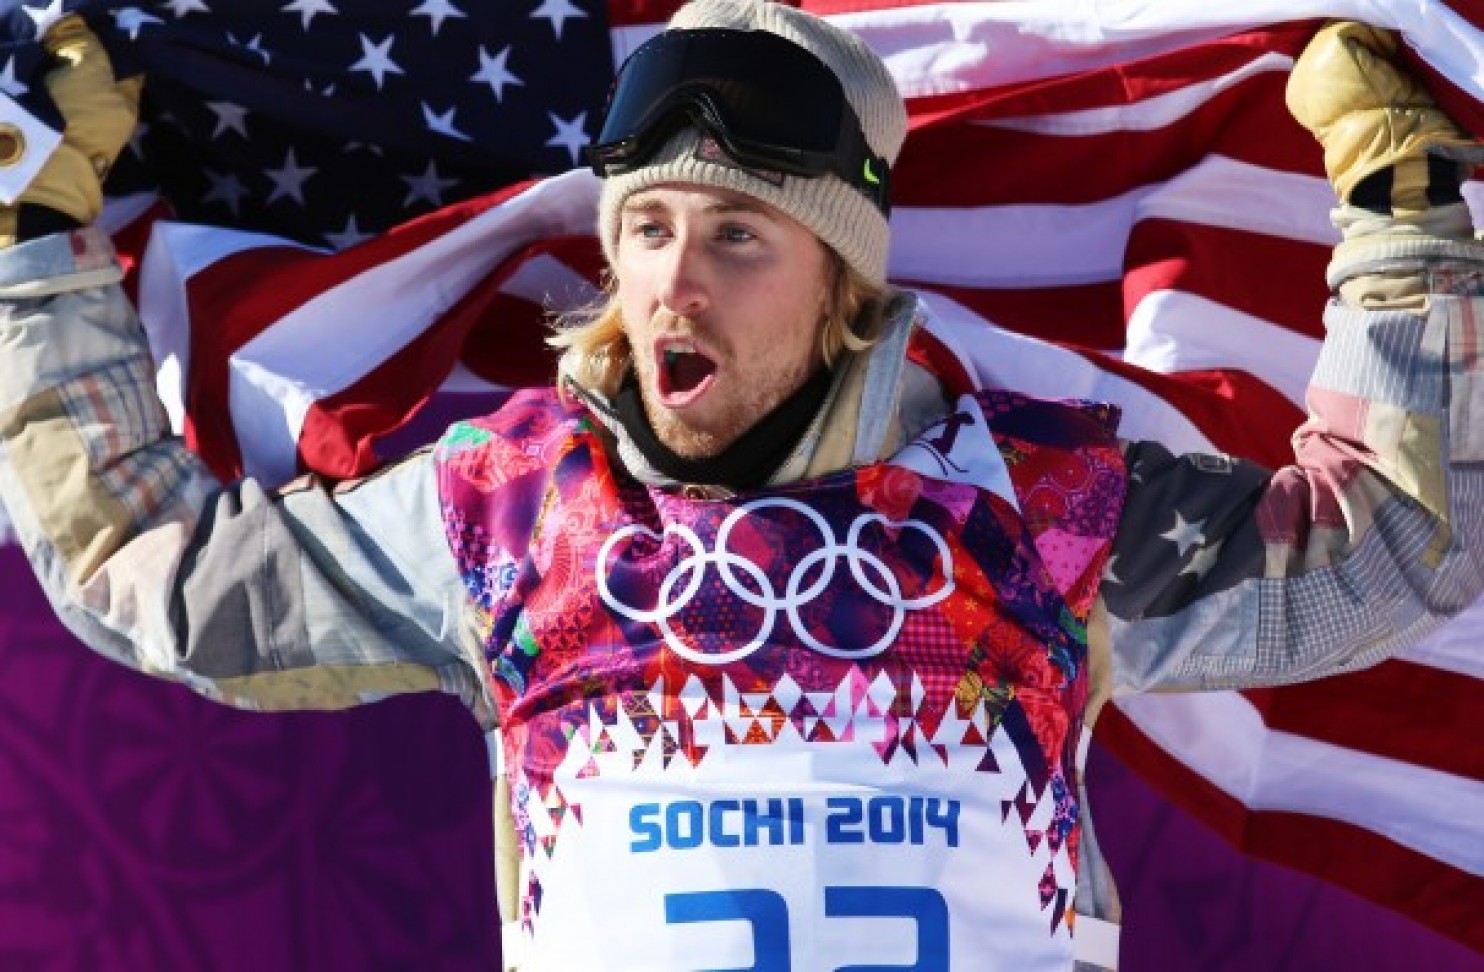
[610,363,835,491]
[565,291,949,494]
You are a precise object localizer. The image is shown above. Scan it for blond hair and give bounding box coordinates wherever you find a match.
[549,249,892,396]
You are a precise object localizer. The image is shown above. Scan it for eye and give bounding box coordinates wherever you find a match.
[719,224,757,244]
[624,218,670,246]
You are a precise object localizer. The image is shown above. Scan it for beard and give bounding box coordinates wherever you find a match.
[638,387,759,458]
[628,317,819,460]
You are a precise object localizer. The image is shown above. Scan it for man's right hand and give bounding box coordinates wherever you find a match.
[1,15,141,246]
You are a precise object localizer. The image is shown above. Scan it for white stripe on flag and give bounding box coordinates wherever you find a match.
[829,6,1256,99]
[1116,690,1484,875]
[838,0,1484,103]
[499,251,601,310]
[891,187,1154,287]
[984,51,1296,135]
[441,362,515,396]
[96,192,161,236]
[1399,599,1484,681]
[139,221,321,436]
[1138,156,1338,243]
[223,172,600,482]
[1124,290,1322,405]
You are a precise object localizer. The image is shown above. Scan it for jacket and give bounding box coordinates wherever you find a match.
[0,216,1480,969]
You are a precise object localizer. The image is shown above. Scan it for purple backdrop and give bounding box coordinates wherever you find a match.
[0,544,1476,970]
[0,548,497,969]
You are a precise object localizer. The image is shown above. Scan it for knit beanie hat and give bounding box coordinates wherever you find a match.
[597,0,907,285]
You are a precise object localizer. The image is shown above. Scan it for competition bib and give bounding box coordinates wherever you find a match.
[514,674,1077,971]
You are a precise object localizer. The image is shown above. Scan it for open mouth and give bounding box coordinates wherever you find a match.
[655,340,718,407]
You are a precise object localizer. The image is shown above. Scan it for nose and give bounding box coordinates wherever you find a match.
[655,234,709,318]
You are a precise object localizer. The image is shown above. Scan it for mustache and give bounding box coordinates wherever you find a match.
[647,307,702,333]
[639,310,730,359]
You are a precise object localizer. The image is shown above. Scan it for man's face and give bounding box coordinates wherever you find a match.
[615,184,832,460]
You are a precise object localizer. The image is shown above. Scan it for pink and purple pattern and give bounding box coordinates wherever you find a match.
[436,387,1127,940]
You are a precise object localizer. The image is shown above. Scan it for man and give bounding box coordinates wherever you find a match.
[0,2,1480,969]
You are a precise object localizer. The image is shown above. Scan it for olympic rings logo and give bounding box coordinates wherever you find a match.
[595,497,954,665]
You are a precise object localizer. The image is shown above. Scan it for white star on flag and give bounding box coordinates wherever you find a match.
[113,7,165,40]
[529,0,586,40]
[471,44,522,102]
[202,169,250,216]
[161,0,210,18]
[0,58,27,99]
[21,0,67,34]
[350,34,404,90]
[265,147,318,206]
[227,32,272,64]
[206,101,250,139]
[545,111,589,166]
[324,214,372,251]
[400,161,459,208]
[1181,540,1225,580]
[410,0,465,36]
[282,0,338,31]
[422,103,471,142]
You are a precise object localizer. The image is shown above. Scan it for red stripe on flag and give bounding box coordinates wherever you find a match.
[902,280,1126,350]
[906,326,975,399]
[298,276,503,479]
[183,245,320,480]
[300,238,594,478]
[113,199,171,302]
[1244,660,1484,781]
[185,182,544,480]
[1095,703,1484,953]
[461,235,606,385]
[461,293,559,387]
[603,0,683,28]
[1126,219,1332,339]
[1401,5,1484,155]
[1073,353,1305,468]
[897,73,1316,208]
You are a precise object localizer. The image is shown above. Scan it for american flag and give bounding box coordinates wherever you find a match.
[3,0,614,242]
[2,0,1482,965]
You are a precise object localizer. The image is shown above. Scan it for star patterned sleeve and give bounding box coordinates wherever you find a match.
[1099,256,1484,694]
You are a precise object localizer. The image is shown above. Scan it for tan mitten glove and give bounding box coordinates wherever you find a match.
[1,15,141,246]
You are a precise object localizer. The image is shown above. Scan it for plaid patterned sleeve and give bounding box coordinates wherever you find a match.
[1101,232,1484,693]
[0,229,492,728]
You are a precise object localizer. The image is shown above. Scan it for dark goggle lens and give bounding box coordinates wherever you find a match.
[593,29,852,173]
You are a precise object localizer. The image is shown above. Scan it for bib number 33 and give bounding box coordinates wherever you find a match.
[665,886,949,972]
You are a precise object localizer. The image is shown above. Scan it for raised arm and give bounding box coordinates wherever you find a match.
[0,20,489,725]
[1099,22,1484,695]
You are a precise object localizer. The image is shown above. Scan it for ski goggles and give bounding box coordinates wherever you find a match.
[587,28,893,215]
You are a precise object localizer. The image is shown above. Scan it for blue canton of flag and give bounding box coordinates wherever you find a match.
[2,0,615,246]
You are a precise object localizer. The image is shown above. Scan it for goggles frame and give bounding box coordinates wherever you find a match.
[588,28,892,215]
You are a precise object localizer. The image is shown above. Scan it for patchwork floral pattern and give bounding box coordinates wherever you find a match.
[435,387,1127,947]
